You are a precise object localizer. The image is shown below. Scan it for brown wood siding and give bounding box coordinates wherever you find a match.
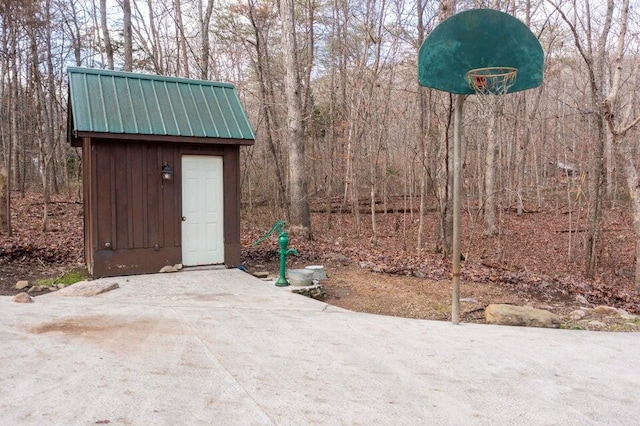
[92,247,181,277]
[129,143,144,248]
[91,139,181,276]
[82,137,94,274]
[223,147,241,266]
[86,138,242,277]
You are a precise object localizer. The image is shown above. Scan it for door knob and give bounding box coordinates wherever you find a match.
[182,216,186,221]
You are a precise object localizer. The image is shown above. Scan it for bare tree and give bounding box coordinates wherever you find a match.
[483,103,500,236]
[551,0,613,277]
[123,0,132,71]
[601,0,640,289]
[242,0,288,208]
[435,0,456,255]
[100,0,114,69]
[0,164,7,232]
[280,0,311,238]
[199,0,214,79]
[175,0,190,77]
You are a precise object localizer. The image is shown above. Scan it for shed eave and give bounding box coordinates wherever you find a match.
[75,131,255,146]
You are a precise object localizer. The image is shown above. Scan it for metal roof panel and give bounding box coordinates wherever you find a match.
[67,67,255,142]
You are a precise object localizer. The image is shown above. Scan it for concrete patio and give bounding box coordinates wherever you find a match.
[1,268,638,425]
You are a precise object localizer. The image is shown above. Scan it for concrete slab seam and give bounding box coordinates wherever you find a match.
[169,306,279,425]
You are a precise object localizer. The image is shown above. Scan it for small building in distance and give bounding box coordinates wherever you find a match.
[67,67,255,277]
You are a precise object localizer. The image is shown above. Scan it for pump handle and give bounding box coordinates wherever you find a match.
[253,220,287,246]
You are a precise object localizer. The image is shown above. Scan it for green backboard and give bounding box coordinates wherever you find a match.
[418,9,544,95]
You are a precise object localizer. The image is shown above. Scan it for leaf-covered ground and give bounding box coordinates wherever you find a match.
[242,201,640,317]
[0,191,84,294]
[2,191,639,330]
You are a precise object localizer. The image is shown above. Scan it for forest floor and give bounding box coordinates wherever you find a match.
[2,190,640,331]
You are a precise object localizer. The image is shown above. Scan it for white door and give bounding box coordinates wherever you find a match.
[181,155,224,266]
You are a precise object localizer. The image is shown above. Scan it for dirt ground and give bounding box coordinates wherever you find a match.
[240,257,640,332]
[0,262,71,295]
[321,265,530,322]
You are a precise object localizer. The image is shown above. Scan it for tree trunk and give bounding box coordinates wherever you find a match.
[435,0,456,256]
[416,0,429,253]
[174,0,190,77]
[0,165,7,232]
[617,141,640,290]
[100,0,114,69]
[280,0,311,238]
[600,0,640,287]
[483,106,499,236]
[200,0,214,79]
[123,0,132,71]
[436,96,454,256]
[146,0,164,74]
[553,0,613,278]
[247,1,287,205]
[585,115,605,277]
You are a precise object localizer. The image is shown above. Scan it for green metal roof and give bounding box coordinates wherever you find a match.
[67,67,255,142]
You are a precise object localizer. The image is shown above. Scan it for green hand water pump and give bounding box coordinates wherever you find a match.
[253,220,298,286]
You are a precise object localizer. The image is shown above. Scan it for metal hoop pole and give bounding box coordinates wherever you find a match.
[452,94,464,325]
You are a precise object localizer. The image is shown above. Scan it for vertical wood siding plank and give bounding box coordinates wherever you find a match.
[127,143,134,248]
[96,142,113,249]
[146,145,159,247]
[114,144,128,248]
[131,143,144,248]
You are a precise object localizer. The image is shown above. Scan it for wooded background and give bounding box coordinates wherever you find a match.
[1,0,640,289]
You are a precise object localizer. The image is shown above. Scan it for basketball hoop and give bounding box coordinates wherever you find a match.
[466,67,518,116]
[467,67,518,95]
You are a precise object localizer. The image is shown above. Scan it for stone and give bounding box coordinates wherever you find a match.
[412,270,426,279]
[291,284,326,300]
[460,298,478,304]
[174,263,183,270]
[159,265,178,273]
[56,283,67,289]
[575,295,588,306]
[569,309,586,320]
[12,292,34,303]
[253,271,269,279]
[55,282,119,297]
[27,286,44,294]
[333,254,351,265]
[588,320,607,328]
[485,304,561,328]
[15,280,29,290]
[616,309,638,320]
[616,268,634,278]
[593,305,619,315]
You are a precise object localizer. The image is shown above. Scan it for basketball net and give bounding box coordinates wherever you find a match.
[466,67,517,117]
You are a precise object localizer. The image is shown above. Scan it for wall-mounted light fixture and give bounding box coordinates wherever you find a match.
[161,162,173,180]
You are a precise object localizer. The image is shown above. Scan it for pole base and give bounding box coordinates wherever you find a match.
[275,277,290,287]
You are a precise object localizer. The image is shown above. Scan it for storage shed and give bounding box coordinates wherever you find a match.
[67,67,255,277]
